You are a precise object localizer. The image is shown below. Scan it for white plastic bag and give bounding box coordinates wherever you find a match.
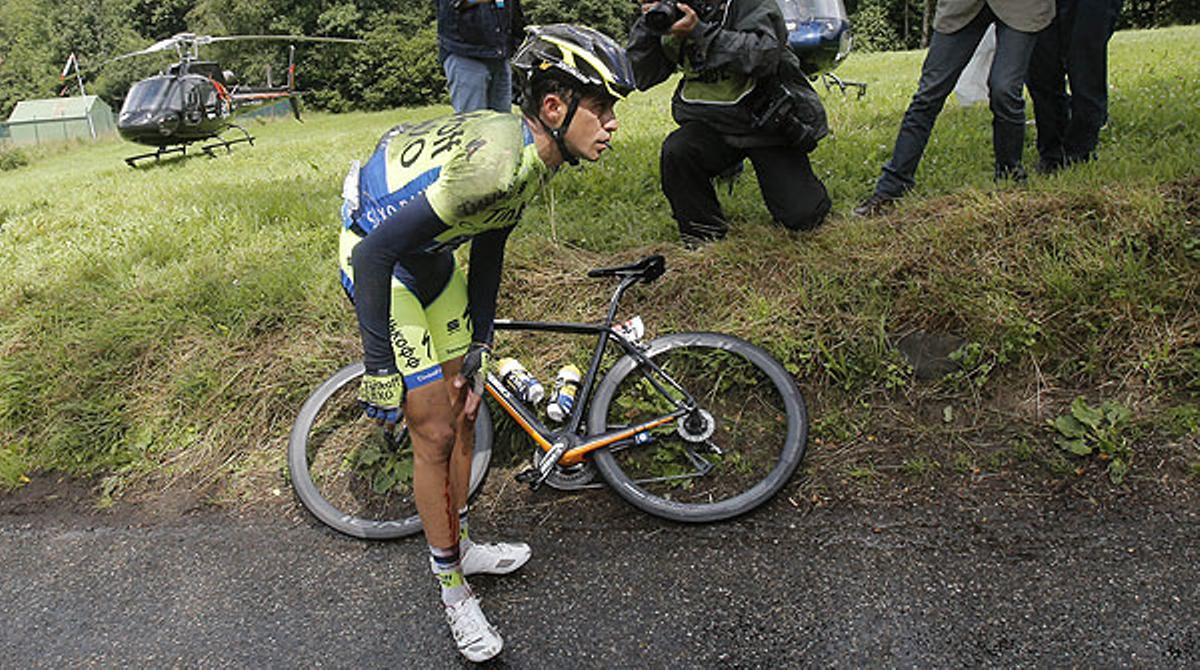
[953,24,996,107]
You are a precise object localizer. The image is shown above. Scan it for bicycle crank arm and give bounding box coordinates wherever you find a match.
[516,441,570,491]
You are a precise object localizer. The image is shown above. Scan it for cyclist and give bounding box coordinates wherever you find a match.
[336,24,635,663]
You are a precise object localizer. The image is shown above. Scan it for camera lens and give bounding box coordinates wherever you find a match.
[644,0,681,33]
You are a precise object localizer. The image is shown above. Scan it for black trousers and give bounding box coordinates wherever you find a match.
[1026,0,1122,165]
[660,121,831,244]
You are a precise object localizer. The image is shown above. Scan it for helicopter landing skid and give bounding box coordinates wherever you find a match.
[124,144,190,168]
[201,125,255,157]
[822,72,868,99]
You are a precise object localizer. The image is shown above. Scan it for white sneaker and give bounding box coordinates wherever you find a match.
[460,541,532,576]
[445,595,503,663]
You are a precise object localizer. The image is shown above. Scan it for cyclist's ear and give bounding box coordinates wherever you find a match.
[539,92,568,127]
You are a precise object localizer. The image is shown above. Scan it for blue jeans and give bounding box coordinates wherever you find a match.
[1026,0,1122,165]
[443,53,512,113]
[875,7,1039,197]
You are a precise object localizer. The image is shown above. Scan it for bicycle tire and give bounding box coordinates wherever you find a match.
[589,332,807,523]
[288,362,493,539]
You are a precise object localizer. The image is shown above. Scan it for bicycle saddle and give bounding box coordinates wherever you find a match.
[587,254,666,283]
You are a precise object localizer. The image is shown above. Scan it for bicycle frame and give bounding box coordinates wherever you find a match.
[485,274,697,468]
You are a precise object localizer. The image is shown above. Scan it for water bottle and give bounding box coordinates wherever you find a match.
[613,316,645,344]
[496,357,545,404]
[545,364,582,422]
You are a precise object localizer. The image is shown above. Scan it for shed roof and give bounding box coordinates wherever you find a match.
[7,96,111,122]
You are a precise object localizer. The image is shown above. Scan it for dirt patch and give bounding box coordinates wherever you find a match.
[0,472,227,527]
[0,473,101,522]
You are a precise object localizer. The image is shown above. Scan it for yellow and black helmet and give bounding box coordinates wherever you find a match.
[512,24,636,103]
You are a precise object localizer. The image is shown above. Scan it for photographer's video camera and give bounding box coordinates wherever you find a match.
[644,0,683,33]
[644,0,716,34]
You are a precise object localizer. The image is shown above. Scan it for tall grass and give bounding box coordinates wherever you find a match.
[0,26,1197,499]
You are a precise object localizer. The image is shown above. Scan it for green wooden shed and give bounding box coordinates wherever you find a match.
[3,96,116,145]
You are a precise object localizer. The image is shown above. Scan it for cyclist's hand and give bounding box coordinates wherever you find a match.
[358,371,403,428]
[459,342,490,395]
[455,342,490,421]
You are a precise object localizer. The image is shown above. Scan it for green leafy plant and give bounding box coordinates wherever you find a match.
[1051,397,1134,484]
[347,432,414,495]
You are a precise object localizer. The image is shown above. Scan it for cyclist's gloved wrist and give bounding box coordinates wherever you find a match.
[358,369,404,423]
[461,342,491,394]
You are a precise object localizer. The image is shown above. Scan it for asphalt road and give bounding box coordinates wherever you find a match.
[2,494,1198,669]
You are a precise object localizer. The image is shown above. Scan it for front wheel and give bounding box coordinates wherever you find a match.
[288,362,493,539]
[589,333,808,523]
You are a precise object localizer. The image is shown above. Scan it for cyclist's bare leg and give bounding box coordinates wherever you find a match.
[406,378,462,550]
[441,356,474,515]
[442,356,532,576]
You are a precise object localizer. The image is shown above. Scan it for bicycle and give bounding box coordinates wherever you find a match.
[289,255,809,539]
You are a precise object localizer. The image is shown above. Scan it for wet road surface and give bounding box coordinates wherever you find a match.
[2,494,1198,668]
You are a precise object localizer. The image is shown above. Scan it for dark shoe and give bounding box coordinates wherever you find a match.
[852,193,897,218]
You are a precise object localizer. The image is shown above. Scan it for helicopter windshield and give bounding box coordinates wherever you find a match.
[777,0,848,21]
[120,77,180,114]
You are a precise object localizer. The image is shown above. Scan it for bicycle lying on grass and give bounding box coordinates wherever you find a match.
[289,255,809,539]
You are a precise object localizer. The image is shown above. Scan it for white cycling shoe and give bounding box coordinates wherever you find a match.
[460,541,532,576]
[445,595,503,663]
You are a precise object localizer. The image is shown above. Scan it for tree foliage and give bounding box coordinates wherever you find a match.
[1,0,1195,119]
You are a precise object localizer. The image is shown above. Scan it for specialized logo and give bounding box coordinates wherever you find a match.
[388,319,423,370]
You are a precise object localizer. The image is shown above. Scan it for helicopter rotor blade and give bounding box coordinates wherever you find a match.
[206,35,364,45]
[109,34,190,62]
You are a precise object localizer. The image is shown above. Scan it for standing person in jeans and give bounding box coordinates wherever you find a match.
[1026,0,1122,174]
[854,0,1055,217]
[627,0,831,247]
[437,0,524,113]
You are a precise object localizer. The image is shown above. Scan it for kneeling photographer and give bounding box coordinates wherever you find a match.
[628,0,831,247]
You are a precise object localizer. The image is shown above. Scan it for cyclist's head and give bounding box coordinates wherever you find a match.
[512,24,635,165]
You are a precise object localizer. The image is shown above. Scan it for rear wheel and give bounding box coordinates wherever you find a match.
[589,333,807,523]
[288,362,493,539]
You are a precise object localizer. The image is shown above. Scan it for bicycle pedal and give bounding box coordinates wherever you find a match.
[515,468,540,485]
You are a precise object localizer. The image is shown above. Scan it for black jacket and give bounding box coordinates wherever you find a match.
[627,0,828,148]
[437,0,524,62]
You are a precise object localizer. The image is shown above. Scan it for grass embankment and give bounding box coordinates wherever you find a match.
[1,26,1197,507]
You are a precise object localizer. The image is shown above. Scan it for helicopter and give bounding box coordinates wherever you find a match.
[778,0,867,97]
[103,33,361,167]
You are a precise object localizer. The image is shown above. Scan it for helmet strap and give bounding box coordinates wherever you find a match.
[539,94,582,167]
